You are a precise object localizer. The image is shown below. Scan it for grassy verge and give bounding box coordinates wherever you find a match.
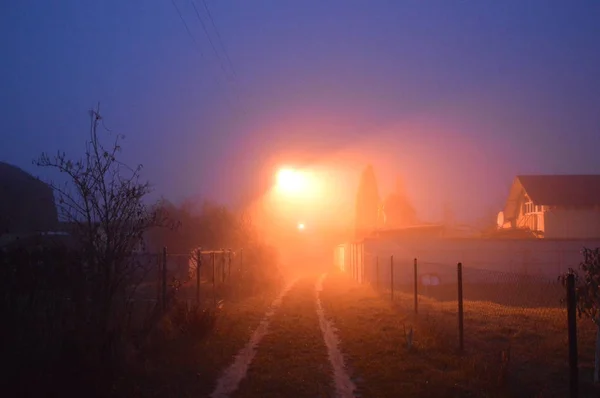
[321,270,511,397]
[233,277,334,398]
[114,284,281,398]
[390,287,599,397]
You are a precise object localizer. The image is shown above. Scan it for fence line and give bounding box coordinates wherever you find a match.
[336,241,595,397]
[134,247,246,317]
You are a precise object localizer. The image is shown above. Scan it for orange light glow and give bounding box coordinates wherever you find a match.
[276,168,306,194]
[297,222,305,230]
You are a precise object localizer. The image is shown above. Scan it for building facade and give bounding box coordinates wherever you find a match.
[499,175,600,239]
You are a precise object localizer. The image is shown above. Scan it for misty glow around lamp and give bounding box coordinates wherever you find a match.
[276,168,307,195]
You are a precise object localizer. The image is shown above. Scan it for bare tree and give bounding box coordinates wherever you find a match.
[35,104,166,369]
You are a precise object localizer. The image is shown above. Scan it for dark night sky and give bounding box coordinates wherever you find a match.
[2,0,600,225]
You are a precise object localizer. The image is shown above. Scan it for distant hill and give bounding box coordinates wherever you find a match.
[0,162,58,234]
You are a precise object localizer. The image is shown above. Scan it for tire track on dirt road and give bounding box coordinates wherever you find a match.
[315,273,357,398]
[210,278,299,398]
[232,277,335,398]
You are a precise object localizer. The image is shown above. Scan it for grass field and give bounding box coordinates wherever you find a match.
[322,270,600,397]
[114,283,281,397]
[113,269,600,397]
[386,284,600,397]
[321,271,508,397]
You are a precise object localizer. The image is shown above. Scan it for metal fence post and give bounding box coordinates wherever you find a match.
[156,252,161,303]
[414,258,418,315]
[362,242,366,284]
[355,243,358,281]
[390,255,394,301]
[357,244,360,281]
[457,262,464,352]
[350,243,353,278]
[348,244,351,277]
[357,243,361,283]
[348,244,351,276]
[196,248,202,306]
[351,243,354,279]
[221,249,226,284]
[360,242,364,284]
[212,252,216,308]
[376,255,379,290]
[567,273,579,398]
[162,247,167,312]
[240,248,243,275]
[228,249,232,278]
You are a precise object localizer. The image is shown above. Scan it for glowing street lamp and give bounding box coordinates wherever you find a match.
[276,168,307,195]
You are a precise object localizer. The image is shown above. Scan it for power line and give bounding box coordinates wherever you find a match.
[190,0,232,81]
[169,0,247,116]
[170,0,204,57]
[200,0,238,80]
[190,0,248,115]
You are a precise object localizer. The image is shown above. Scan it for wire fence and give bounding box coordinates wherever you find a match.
[339,241,598,397]
[0,241,280,396]
[133,247,245,314]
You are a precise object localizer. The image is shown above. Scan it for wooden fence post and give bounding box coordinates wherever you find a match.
[414,258,418,315]
[567,273,579,398]
[162,247,167,312]
[457,262,464,352]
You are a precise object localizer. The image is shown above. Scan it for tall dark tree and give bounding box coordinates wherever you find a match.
[382,176,417,228]
[355,164,380,239]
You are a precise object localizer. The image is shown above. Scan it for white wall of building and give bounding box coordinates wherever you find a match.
[361,237,600,283]
[544,208,600,239]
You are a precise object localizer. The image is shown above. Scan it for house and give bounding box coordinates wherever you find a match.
[0,161,58,235]
[498,175,600,239]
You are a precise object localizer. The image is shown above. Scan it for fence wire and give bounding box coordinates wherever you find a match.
[345,244,598,397]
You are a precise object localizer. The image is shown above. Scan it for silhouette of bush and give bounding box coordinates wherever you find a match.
[170,301,218,338]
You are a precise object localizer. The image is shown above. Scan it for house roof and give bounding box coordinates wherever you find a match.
[503,175,600,220]
[519,175,600,206]
[0,161,58,234]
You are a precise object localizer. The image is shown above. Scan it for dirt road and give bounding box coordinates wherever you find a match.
[210,275,355,398]
[205,271,513,398]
